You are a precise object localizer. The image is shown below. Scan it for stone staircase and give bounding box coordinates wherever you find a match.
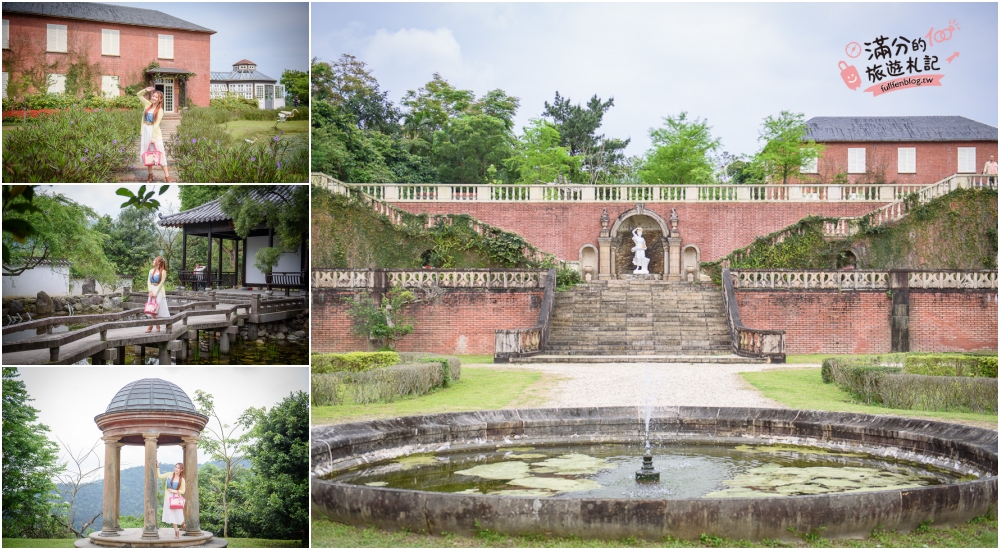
[540,280,733,357]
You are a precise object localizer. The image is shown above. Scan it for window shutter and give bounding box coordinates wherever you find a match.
[800,156,818,173]
[55,24,67,52]
[848,148,866,173]
[2,72,7,99]
[102,75,119,98]
[159,34,173,59]
[957,147,976,173]
[102,29,119,55]
[48,73,66,93]
[3,20,9,49]
[897,148,916,173]
[47,24,57,51]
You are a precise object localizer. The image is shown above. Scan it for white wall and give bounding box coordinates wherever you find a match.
[2,265,70,297]
[68,278,132,295]
[244,236,302,286]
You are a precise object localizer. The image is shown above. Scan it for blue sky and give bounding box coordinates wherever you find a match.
[110,1,309,79]
[313,2,999,158]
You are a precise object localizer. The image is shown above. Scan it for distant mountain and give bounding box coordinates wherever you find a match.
[57,460,246,531]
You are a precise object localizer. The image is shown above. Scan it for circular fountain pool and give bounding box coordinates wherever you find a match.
[311,407,998,541]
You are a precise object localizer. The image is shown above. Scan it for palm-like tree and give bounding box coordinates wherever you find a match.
[401,111,435,156]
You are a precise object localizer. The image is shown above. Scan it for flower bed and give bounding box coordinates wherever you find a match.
[2,107,141,182]
[2,107,132,123]
[166,106,308,182]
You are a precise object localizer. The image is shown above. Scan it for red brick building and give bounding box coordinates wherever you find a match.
[2,2,215,112]
[801,116,999,185]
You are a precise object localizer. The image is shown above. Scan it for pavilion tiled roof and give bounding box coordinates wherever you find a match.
[2,2,216,33]
[157,188,291,227]
[234,59,256,66]
[804,116,998,142]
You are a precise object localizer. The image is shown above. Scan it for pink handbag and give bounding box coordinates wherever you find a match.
[169,495,185,509]
[144,297,159,315]
[143,142,163,166]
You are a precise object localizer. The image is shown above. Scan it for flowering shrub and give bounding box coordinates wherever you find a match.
[2,107,141,182]
[167,106,307,182]
[2,107,131,123]
[5,92,143,111]
[209,93,259,110]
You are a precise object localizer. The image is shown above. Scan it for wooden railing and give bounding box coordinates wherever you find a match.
[494,268,557,362]
[266,271,307,296]
[312,268,547,290]
[312,171,964,204]
[731,269,998,291]
[720,268,786,362]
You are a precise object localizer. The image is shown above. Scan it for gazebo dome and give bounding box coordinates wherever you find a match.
[104,378,199,415]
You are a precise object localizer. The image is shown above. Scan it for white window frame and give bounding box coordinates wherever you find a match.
[800,155,818,173]
[3,20,9,50]
[101,75,119,98]
[848,147,866,173]
[957,147,976,173]
[158,34,173,59]
[47,24,68,53]
[101,29,119,56]
[48,73,67,94]
[897,147,916,174]
[255,84,264,98]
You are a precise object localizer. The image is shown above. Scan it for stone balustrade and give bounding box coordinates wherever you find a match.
[312,172,986,204]
[720,268,786,362]
[312,268,547,289]
[494,268,556,362]
[730,269,998,291]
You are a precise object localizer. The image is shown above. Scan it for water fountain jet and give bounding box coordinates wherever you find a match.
[635,440,660,483]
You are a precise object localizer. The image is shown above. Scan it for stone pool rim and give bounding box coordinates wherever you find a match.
[311,407,998,541]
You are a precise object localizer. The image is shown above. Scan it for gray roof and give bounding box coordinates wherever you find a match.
[804,116,998,142]
[103,379,202,415]
[210,70,277,83]
[158,188,292,227]
[2,2,216,33]
[147,67,197,75]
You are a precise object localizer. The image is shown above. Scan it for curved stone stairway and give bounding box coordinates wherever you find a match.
[520,279,761,363]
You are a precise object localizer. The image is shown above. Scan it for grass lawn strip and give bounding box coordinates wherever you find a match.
[221,119,308,140]
[1,539,304,548]
[311,367,542,425]
[310,515,997,548]
[742,367,998,428]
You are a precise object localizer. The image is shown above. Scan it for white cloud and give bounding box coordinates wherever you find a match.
[365,27,465,83]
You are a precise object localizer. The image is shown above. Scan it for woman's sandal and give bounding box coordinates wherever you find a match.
[145,326,153,333]
[165,176,172,183]
[147,173,153,183]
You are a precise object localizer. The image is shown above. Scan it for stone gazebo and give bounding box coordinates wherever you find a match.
[77,379,226,548]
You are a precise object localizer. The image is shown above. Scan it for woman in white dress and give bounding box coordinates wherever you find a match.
[137,86,171,183]
[157,461,186,538]
[146,256,171,333]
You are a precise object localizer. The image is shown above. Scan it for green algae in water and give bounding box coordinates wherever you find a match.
[332,443,962,500]
[393,455,439,470]
[733,444,865,458]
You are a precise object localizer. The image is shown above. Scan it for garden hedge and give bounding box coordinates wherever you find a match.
[312,361,454,406]
[311,351,399,373]
[903,354,998,378]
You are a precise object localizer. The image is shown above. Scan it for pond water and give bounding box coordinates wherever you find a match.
[2,317,96,344]
[331,443,967,499]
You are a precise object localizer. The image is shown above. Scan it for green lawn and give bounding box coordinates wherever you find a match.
[742,367,998,425]
[221,119,307,139]
[311,515,997,548]
[312,367,543,425]
[453,354,494,364]
[1,539,304,548]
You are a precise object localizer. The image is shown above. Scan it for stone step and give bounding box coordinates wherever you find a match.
[515,354,763,364]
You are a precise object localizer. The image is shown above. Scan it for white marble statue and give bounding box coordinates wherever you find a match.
[631,227,650,275]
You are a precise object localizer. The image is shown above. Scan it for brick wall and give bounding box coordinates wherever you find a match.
[313,288,543,355]
[805,141,999,186]
[2,14,211,107]
[392,202,883,262]
[735,290,997,354]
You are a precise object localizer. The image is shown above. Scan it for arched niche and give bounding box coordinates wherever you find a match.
[578,244,599,282]
[608,206,670,278]
[681,244,702,282]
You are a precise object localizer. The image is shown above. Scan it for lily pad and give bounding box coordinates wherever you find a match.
[501,446,535,451]
[733,444,864,458]
[455,461,531,480]
[393,456,439,470]
[509,476,603,493]
[456,488,482,495]
[708,464,936,498]
[364,481,388,487]
[531,453,617,475]
[494,488,556,497]
[507,453,547,459]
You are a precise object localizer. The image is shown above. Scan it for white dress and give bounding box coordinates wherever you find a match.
[161,477,184,524]
[149,270,171,318]
[140,121,167,167]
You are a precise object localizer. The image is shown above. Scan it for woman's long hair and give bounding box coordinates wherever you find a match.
[154,256,166,273]
[171,462,185,485]
[144,90,163,121]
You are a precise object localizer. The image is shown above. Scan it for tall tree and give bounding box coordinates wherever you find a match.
[311,55,400,133]
[542,92,630,182]
[279,69,308,105]
[2,367,66,538]
[237,391,309,542]
[433,115,514,184]
[640,112,721,185]
[193,391,247,539]
[218,186,308,274]
[402,73,477,133]
[752,110,825,185]
[100,207,158,283]
[52,438,102,538]
[504,119,581,185]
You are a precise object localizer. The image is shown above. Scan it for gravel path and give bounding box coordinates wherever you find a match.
[476,362,788,409]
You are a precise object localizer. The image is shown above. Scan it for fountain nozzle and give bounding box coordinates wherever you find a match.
[635,441,660,483]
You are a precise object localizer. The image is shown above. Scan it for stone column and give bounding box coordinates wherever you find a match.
[99,436,121,536]
[598,208,613,280]
[667,236,682,281]
[115,443,125,531]
[142,433,159,539]
[182,436,201,536]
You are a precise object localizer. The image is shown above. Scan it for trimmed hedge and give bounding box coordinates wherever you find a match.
[311,351,399,374]
[398,352,461,381]
[311,361,451,406]
[5,92,143,111]
[904,354,998,378]
[824,358,997,414]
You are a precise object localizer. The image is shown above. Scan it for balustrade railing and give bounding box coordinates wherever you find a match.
[312,268,547,290]
[730,269,998,291]
[494,268,556,362]
[720,268,786,362]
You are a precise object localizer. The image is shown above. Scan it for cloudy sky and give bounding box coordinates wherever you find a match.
[42,184,182,219]
[16,366,309,477]
[313,2,999,158]
[109,1,309,77]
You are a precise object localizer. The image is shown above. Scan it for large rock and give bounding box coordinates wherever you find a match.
[111,297,123,307]
[102,297,113,310]
[9,300,25,314]
[52,297,63,313]
[82,278,97,294]
[35,291,54,315]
